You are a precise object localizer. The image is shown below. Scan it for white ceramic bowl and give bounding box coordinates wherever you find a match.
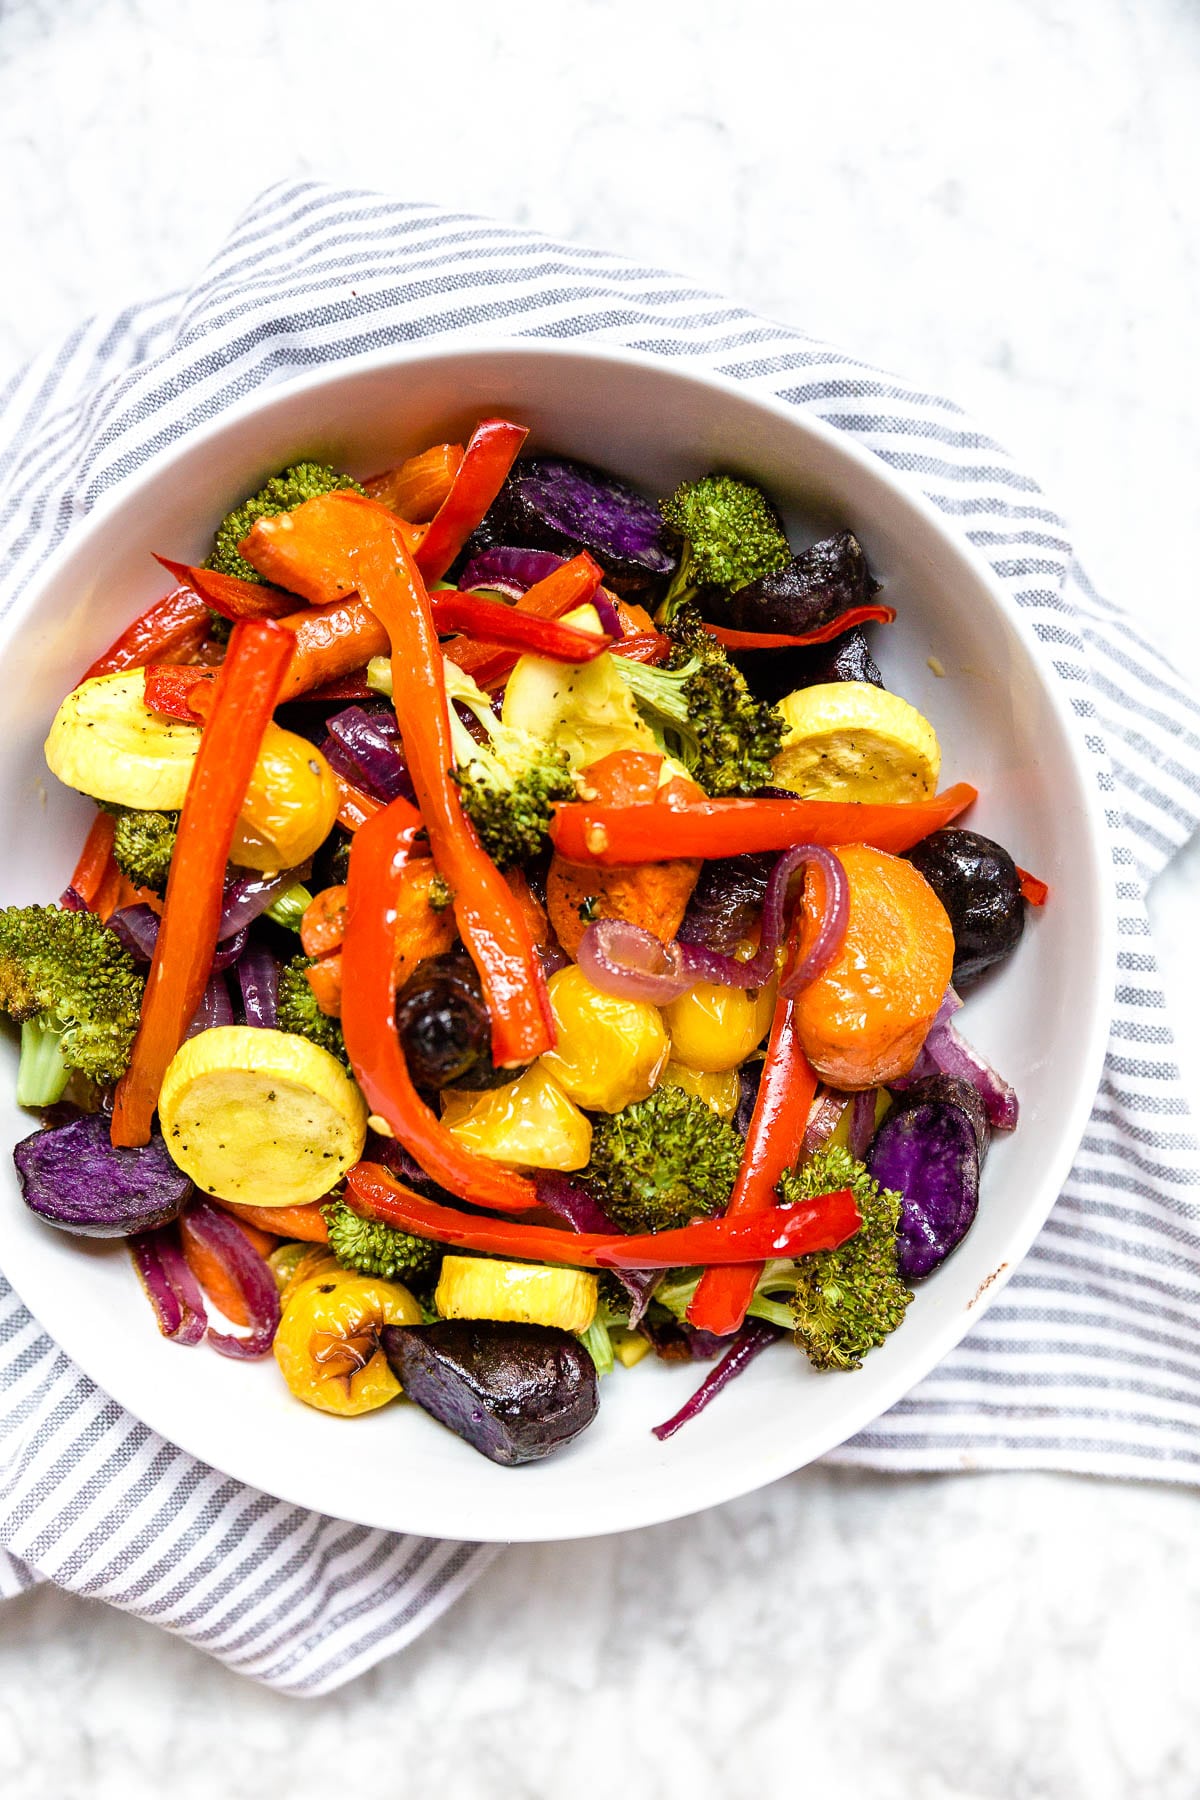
[0,343,1113,1541]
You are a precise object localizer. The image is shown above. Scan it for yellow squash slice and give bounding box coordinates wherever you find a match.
[771,682,941,804]
[435,1255,598,1333]
[158,1026,368,1207]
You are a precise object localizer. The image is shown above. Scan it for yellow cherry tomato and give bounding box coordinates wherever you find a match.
[663,979,776,1073]
[273,1267,422,1417]
[657,1061,742,1120]
[440,1064,592,1170]
[230,723,340,873]
[540,965,669,1113]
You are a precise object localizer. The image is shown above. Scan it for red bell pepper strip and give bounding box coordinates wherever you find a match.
[414,418,529,584]
[301,671,374,703]
[332,768,383,832]
[143,664,217,720]
[430,589,612,661]
[345,1162,860,1268]
[704,604,897,652]
[276,596,388,701]
[82,586,212,682]
[152,555,296,621]
[66,811,117,908]
[110,620,293,1147]
[446,552,604,687]
[1016,865,1049,906]
[346,512,554,1066]
[341,800,541,1213]
[611,630,671,665]
[687,1002,820,1336]
[551,782,978,864]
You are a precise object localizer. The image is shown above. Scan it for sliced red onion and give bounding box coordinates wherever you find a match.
[673,844,849,995]
[129,1226,207,1346]
[325,705,416,804]
[185,971,233,1039]
[917,1018,1019,1131]
[591,592,623,638]
[220,867,301,939]
[651,1320,780,1441]
[462,578,526,603]
[534,1173,658,1325]
[183,1199,281,1360]
[577,918,694,1004]
[803,1089,850,1155]
[458,547,566,593]
[847,1089,878,1160]
[237,940,279,1028]
[60,885,87,912]
[108,903,161,962]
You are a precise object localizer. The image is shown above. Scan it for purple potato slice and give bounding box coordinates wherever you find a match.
[867,1076,990,1280]
[14,1111,192,1238]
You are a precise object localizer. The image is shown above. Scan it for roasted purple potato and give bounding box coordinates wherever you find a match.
[13,1111,192,1238]
[734,626,884,705]
[868,1076,990,1280]
[677,852,775,956]
[381,1320,599,1464]
[468,456,677,596]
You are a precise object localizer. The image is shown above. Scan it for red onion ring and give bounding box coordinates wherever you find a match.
[778,846,850,995]
[183,1200,281,1359]
[847,1088,878,1160]
[577,918,693,1004]
[185,971,233,1039]
[129,1226,207,1346]
[802,1089,851,1155]
[237,939,280,1028]
[590,592,623,639]
[678,845,848,994]
[651,1320,780,1441]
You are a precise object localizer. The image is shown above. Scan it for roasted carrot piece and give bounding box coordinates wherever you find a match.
[300,886,349,961]
[239,494,422,606]
[305,954,344,1018]
[793,843,955,1089]
[216,1199,330,1243]
[180,1210,276,1326]
[68,812,117,908]
[364,444,465,522]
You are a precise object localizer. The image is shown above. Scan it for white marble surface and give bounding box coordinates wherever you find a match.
[1,0,1198,1792]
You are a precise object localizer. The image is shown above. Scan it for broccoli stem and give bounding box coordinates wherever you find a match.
[16,1016,70,1107]
[265,883,313,932]
[579,1316,615,1377]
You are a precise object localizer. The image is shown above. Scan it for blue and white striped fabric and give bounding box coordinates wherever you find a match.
[2,182,1198,1693]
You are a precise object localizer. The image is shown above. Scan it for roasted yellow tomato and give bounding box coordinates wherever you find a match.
[44,672,339,872]
[229,723,340,872]
[435,1256,597,1332]
[657,1061,742,1120]
[440,1063,592,1170]
[663,980,776,1073]
[273,1267,422,1417]
[540,965,669,1112]
[158,1026,368,1207]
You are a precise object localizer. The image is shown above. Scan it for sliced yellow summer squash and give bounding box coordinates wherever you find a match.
[771,682,940,804]
[158,1026,368,1207]
[435,1255,598,1332]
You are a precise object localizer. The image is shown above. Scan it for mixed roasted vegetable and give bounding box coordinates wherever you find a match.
[3,422,1043,1466]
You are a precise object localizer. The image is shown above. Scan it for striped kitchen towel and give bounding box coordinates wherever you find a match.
[2,182,1198,1694]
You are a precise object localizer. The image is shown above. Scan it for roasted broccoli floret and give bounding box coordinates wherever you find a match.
[277,955,347,1064]
[657,474,790,623]
[653,1146,912,1371]
[614,605,784,796]
[0,905,144,1105]
[208,462,365,584]
[442,659,574,868]
[106,806,177,894]
[323,1197,439,1284]
[584,1086,743,1234]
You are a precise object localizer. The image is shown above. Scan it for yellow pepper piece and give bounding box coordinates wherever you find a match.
[657,1061,742,1120]
[440,1063,592,1170]
[540,965,669,1113]
[435,1255,597,1332]
[273,1267,421,1417]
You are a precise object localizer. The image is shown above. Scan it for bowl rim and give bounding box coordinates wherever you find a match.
[0,337,1116,1538]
